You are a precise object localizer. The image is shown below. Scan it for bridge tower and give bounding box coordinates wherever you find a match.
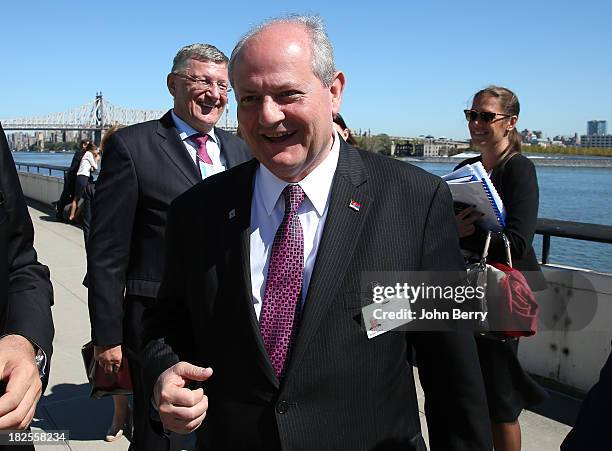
[93,92,104,145]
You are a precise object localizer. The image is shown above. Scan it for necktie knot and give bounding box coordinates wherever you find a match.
[190,133,209,146]
[190,133,212,165]
[283,184,305,215]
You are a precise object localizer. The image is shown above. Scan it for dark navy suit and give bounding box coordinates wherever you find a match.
[87,111,251,450]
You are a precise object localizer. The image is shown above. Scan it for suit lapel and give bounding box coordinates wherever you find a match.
[284,142,373,381]
[156,112,201,185]
[228,160,280,388]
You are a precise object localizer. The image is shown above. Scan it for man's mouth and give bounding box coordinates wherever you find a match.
[198,100,218,110]
[261,130,296,143]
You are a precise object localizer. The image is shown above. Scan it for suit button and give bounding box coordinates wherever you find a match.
[276,400,289,414]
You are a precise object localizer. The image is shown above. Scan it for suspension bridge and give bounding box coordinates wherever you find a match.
[1,93,237,144]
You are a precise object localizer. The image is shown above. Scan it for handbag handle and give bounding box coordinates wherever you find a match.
[480,231,513,268]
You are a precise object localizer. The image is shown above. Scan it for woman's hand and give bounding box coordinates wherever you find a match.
[455,206,482,238]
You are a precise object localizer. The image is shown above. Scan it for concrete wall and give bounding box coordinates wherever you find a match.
[17,172,63,206]
[519,266,612,393]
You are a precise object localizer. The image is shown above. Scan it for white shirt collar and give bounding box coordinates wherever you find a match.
[258,133,340,217]
[171,109,217,144]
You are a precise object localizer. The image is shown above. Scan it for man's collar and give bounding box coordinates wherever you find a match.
[258,133,340,217]
[171,110,217,143]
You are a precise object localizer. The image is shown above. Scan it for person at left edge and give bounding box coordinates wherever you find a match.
[86,44,251,450]
[0,122,54,449]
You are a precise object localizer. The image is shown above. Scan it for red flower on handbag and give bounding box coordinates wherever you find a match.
[490,262,539,337]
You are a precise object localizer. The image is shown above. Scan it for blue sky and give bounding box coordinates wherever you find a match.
[1,0,611,140]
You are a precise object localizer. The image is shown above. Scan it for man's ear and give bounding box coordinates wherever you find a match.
[330,71,346,117]
[167,73,176,97]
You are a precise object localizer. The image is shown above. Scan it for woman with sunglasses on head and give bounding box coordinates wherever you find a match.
[455,86,548,451]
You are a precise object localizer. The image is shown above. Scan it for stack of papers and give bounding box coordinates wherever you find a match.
[442,162,506,232]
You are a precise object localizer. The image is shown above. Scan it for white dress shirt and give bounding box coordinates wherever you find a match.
[250,134,340,319]
[171,110,226,171]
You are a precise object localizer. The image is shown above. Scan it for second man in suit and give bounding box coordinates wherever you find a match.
[87,44,251,450]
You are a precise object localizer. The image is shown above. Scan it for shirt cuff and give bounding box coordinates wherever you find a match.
[0,334,47,378]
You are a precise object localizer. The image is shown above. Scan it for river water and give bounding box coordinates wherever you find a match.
[12,151,612,273]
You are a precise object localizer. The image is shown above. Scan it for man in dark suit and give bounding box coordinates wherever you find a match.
[561,342,612,451]
[87,44,251,450]
[0,123,54,447]
[142,17,491,450]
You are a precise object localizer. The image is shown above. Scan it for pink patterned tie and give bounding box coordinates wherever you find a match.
[259,184,305,379]
[190,133,212,165]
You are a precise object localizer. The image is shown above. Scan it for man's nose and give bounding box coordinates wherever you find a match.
[259,97,284,126]
[205,84,221,101]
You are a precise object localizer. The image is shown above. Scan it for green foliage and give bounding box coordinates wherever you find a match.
[42,141,80,151]
[353,134,393,154]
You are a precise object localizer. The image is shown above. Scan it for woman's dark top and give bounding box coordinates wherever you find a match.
[455,153,547,291]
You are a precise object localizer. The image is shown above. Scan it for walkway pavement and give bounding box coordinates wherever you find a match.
[29,203,128,451]
[26,202,574,450]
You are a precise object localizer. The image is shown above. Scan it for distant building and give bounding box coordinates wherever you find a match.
[415,138,470,157]
[580,134,612,148]
[552,135,577,147]
[393,140,422,157]
[520,129,533,143]
[521,129,545,144]
[587,120,607,136]
[6,132,37,151]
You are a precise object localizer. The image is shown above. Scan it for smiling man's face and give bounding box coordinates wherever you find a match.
[233,23,344,182]
[167,58,229,133]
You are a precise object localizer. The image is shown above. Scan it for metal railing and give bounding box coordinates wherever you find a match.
[11,163,612,267]
[536,218,612,264]
[14,162,68,178]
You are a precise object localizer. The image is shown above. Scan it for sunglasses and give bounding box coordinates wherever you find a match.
[464,109,511,123]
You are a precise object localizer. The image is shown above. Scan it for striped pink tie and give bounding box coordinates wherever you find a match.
[259,184,305,379]
[191,133,212,165]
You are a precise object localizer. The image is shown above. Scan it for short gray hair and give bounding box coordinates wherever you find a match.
[228,14,336,87]
[171,43,229,73]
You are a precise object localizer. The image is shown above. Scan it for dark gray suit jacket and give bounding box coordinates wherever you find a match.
[142,141,492,450]
[87,111,251,346]
[0,123,54,379]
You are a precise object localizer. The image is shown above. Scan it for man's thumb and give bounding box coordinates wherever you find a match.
[174,362,213,382]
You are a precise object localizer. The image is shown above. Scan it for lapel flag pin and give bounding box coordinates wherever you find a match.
[229,209,236,219]
[349,200,361,211]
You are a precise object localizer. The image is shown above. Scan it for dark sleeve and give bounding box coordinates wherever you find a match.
[87,132,138,346]
[461,156,539,263]
[218,129,253,168]
[414,180,492,451]
[139,197,190,402]
[69,151,82,172]
[0,125,54,373]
